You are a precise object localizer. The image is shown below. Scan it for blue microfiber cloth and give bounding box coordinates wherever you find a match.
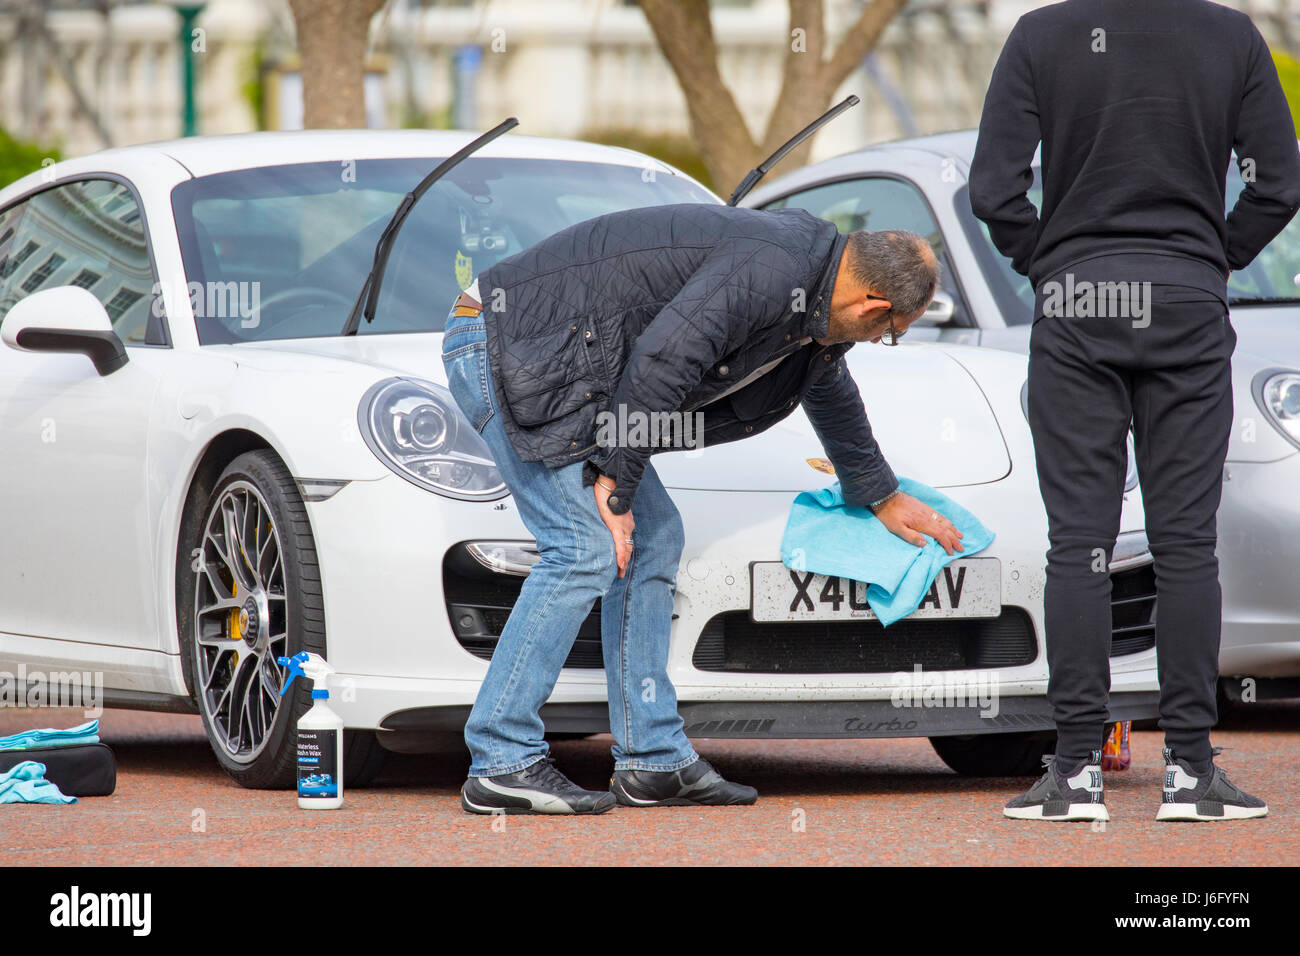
[781,476,995,627]
[0,719,99,751]
[0,761,77,804]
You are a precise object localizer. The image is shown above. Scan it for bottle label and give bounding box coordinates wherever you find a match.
[297,728,339,799]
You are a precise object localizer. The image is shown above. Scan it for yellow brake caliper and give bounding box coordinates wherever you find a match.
[228,580,241,668]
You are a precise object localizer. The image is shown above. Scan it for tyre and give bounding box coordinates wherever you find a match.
[178,449,386,790]
[929,730,1057,777]
[1214,678,1238,724]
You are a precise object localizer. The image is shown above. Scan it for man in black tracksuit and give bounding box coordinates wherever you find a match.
[971,0,1300,822]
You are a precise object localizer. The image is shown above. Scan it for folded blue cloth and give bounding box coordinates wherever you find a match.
[0,719,99,751]
[781,477,995,626]
[0,761,77,804]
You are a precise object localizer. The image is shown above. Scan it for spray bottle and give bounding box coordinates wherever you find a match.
[277,651,344,809]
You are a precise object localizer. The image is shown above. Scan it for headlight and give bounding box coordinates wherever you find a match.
[1110,530,1151,571]
[1020,380,1139,492]
[1255,370,1300,448]
[358,377,506,500]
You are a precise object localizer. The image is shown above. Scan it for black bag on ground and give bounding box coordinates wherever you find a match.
[0,743,116,797]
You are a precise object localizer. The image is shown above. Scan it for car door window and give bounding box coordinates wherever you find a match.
[1224,175,1300,303]
[0,202,31,284]
[0,180,164,345]
[765,176,970,324]
[954,178,1041,325]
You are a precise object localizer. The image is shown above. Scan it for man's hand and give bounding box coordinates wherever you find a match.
[871,492,964,555]
[593,476,635,577]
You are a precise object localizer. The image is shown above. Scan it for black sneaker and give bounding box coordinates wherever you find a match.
[1157,747,1267,822]
[610,758,757,807]
[461,755,616,815]
[1003,749,1108,822]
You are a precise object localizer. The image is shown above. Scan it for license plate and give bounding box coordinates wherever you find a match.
[750,559,1001,622]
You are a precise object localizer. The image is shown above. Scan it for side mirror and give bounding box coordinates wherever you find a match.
[913,290,956,327]
[0,286,129,376]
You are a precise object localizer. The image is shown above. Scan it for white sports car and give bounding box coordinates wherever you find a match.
[0,130,1158,788]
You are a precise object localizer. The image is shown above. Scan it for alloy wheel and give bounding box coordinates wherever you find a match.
[193,480,291,763]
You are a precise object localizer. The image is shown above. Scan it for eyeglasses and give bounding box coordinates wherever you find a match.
[880,313,906,346]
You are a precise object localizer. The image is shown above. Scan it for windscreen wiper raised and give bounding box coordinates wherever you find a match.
[725,95,859,207]
[341,117,519,336]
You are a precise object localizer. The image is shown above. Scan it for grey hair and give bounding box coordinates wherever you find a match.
[843,230,940,319]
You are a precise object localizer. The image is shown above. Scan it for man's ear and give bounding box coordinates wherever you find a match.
[860,296,892,324]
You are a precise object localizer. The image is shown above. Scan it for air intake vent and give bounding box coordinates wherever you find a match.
[1110,562,1156,656]
[443,546,604,668]
[691,607,1036,674]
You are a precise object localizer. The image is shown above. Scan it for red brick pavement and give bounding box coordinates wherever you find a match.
[1,704,1296,865]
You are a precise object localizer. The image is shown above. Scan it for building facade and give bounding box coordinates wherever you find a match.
[1,0,1296,168]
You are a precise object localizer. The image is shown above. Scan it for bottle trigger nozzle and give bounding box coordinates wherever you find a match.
[276,651,335,697]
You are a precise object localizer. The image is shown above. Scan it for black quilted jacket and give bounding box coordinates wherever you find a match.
[478,203,898,515]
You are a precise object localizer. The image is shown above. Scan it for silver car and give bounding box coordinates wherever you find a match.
[746,130,1300,696]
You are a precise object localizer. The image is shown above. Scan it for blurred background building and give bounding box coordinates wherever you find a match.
[1,0,1298,188]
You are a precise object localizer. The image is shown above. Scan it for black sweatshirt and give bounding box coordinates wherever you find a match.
[969,0,1300,296]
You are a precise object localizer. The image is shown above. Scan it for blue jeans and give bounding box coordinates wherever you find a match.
[441,305,698,777]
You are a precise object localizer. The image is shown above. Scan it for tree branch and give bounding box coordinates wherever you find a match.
[761,0,826,147]
[639,0,758,187]
[820,0,908,91]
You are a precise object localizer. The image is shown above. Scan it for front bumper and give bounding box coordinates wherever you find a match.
[305,476,1160,733]
[376,692,1163,740]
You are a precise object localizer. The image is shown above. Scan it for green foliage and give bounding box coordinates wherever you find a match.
[402,104,452,130]
[0,129,59,190]
[1273,49,1300,134]
[240,39,269,131]
[579,127,713,191]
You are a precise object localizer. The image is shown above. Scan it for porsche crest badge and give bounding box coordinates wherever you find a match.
[454,250,474,289]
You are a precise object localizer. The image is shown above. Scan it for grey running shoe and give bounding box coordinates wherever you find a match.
[1156,747,1267,822]
[1003,749,1108,822]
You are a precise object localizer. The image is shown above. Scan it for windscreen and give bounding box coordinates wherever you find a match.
[171,157,716,343]
[957,168,1300,323]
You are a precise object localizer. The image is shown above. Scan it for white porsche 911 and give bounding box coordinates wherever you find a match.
[0,128,1159,788]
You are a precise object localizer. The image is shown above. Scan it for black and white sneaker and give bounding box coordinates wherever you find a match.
[1157,747,1267,822]
[610,758,758,807]
[1003,750,1108,822]
[461,755,616,815]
